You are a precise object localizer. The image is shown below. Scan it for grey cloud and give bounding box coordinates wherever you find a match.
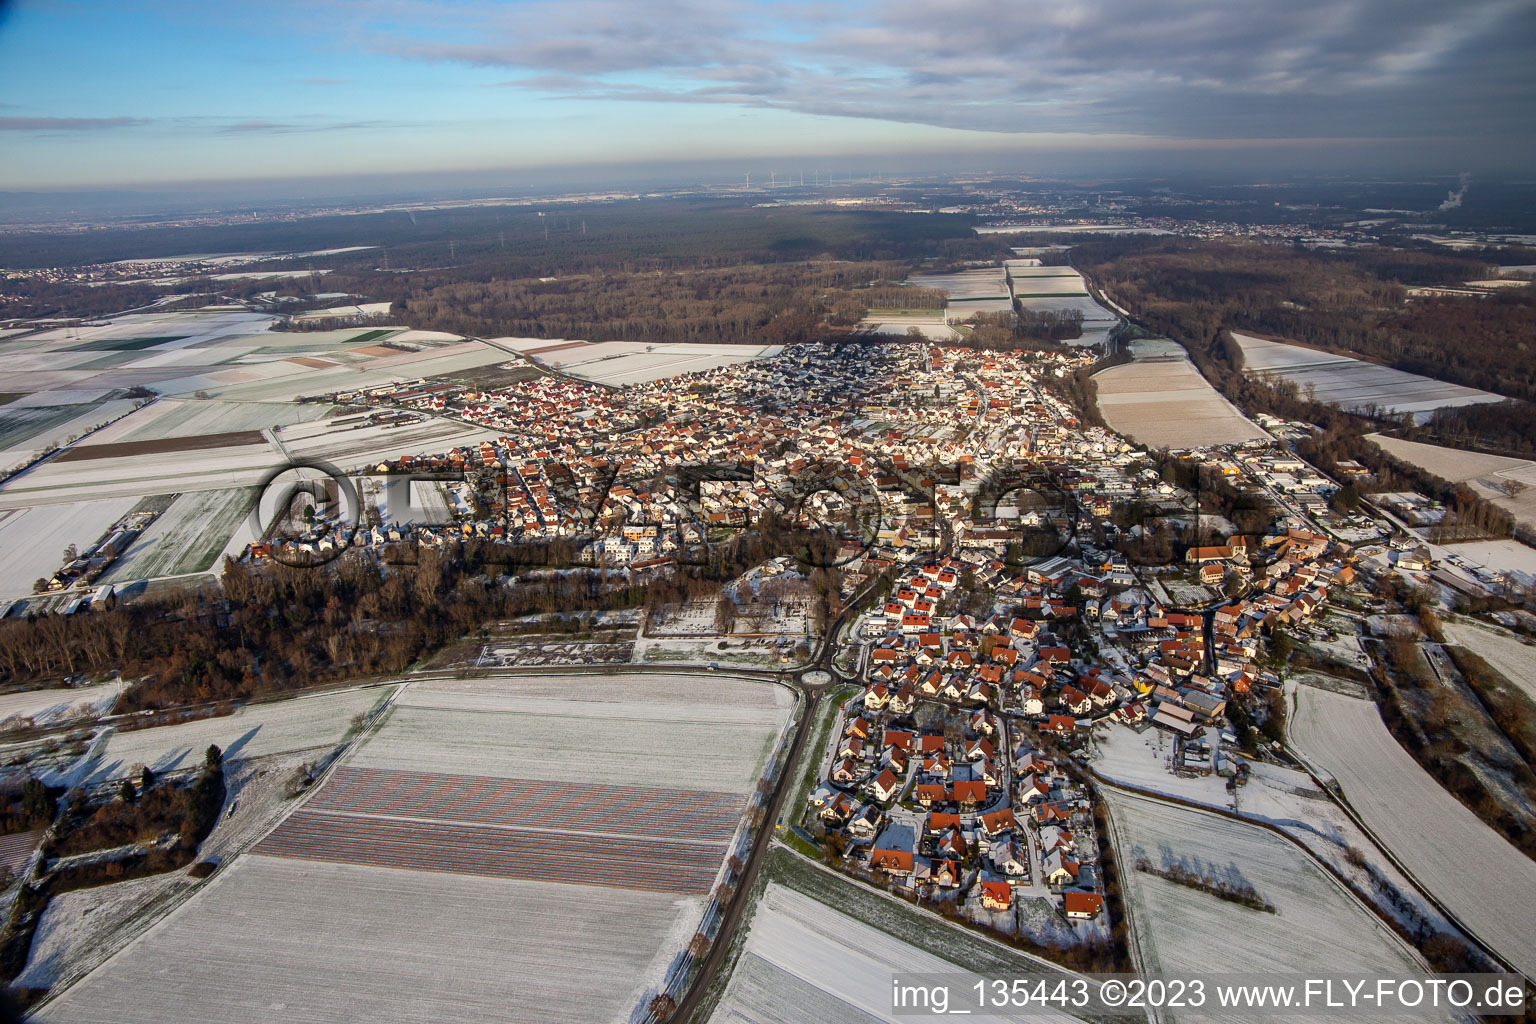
[376,0,1536,141]
[217,119,390,134]
[0,116,147,131]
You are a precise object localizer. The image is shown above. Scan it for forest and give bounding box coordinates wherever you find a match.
[1074,237,1536,452]
[390,261,912,346]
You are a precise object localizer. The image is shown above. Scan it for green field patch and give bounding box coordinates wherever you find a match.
[1012,291,1089,298]
[129,493,180,516]
[866,307,946,316]
[346,329,398,344]
[75,335,185,352]
[0,404,94,450]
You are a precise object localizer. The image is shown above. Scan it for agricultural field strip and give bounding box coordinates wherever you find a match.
[61,685,393,786]
[399,671,790,710]
[254,814,723,893]
[1287,684,1536,979]
[1104,790,1427,977]
[0,829,41,874]
[390,689,788,726]
[0,680,123,724]
[349,705,779,793]
[1231,333,1501,411]
[306,766,744,841]
[32,855,696,1024]
[1441,619,1536,703]
[713,953,887,1024]
[714,883,1077,1024]
[102,487,258,582]
[296,806,732,846]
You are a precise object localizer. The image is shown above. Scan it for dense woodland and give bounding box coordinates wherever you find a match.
[391,262,912,346]
[0,513,853,709]
[1075,237,1536,450]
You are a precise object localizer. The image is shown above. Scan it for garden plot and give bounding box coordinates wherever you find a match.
[1105,792,1431,1023]
[0,829,41,874]
[32,855,700,1024]
[473,639,634,667]
[711,883,1077,1024]
[0,497,138,597]
[1094,345,1268,449]
[100,487,256,581]
[58,685,393,787]
[1287,684,1536,978]
[1232,333,1503,419]
[0,681,123,729]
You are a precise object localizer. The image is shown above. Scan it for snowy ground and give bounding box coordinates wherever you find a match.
[0,681,124,730]
[47,685,394,788]
[532,341,781,386]
[1287,683,1536,978]
[1441,617,1536,703]
[0,497,138,599]
[711,883,1085,1024]
[1104,790,1438,1024]
[18,751,315,995]
[31,856,701,1024]
[100,487,257,582]
[1088,722,1455,937]
[1095,353,1269,449]
[1233,334,1502,419]
[353,674,790,793]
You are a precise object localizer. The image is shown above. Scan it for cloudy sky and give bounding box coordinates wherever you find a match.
[1,0,1533,189]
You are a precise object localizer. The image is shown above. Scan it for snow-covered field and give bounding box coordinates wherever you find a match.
[1105,792,1435,1024]
[293,301,392,319]
[0,397,142,466]
[533,341,781,386]
[57,686,393,787]
[1364,434,1536,527]
[907,268,1011,300]
[1442,539,1536,575]
[0,441,275,509]
[1090,722,1461,945]
[1008,267,1091,297]
[1442,618,1536,703]
[32,855,699,1024]
[1108,790,1425,970]
[1287,684,1536,977]
[101,487,256,581]
[1095,345,1268,449]
[90,398,332,444]
[0,681,123,729]
[353,674,790,794]
[0,497,137,597]
[277,415,504,469]
[1233,334,1503,419]
[711,883,1080,1024]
